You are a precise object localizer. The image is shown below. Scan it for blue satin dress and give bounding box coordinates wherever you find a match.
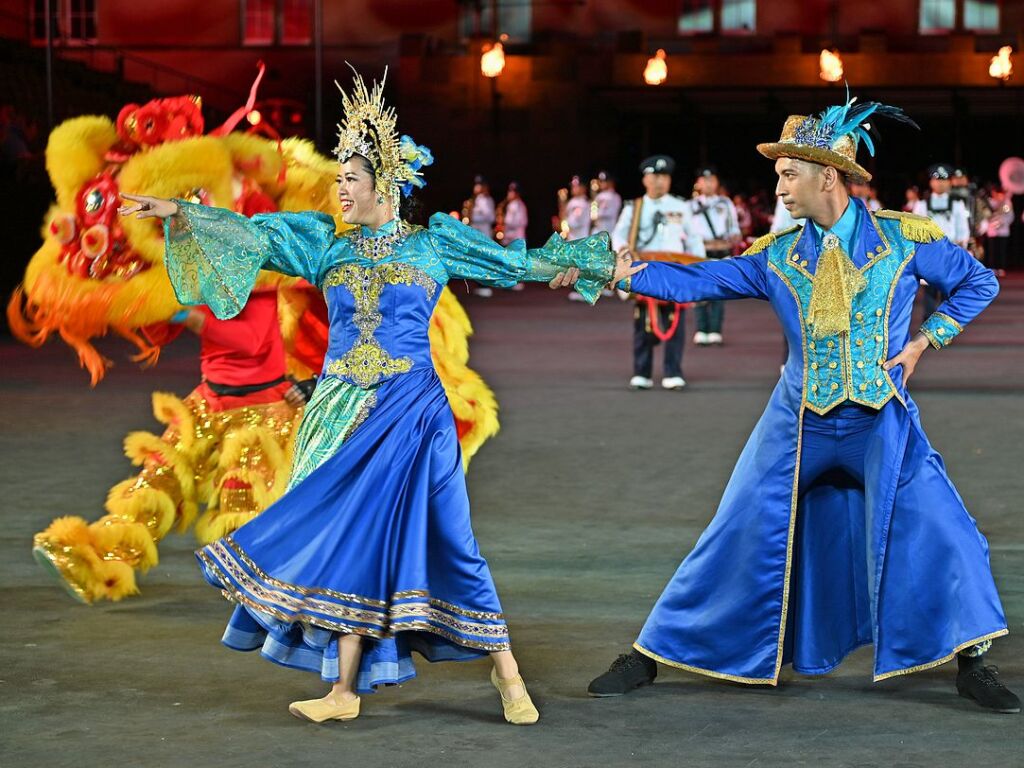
[163,203,614,692]
[624,199,1007,683]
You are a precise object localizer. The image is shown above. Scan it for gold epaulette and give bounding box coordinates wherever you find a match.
[875,210,945,243]
[742,225,800,256]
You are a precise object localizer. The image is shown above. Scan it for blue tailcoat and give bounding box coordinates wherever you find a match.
[628,200,1007,683]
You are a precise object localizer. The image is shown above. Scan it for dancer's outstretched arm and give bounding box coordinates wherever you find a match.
[120,194,335,319]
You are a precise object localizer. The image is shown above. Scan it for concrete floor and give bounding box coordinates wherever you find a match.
[1,280,1022,768]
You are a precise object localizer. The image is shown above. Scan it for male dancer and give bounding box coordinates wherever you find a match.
[575,96,1018,713]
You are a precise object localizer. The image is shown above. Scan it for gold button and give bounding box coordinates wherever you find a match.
[811,362,818,370]
[875,335,883,342]
[856,339,864,347]
[831,382,839,390]
[792,254,799,261]
[875,308,883,317]
[856,361,864,369]
[827,340,835,348]
[855,312,863,321]
[811,384,818,392]
[876,379,884,386]
[800,260,808,268]
[829,361,837,369]
[876,245,884,253]
[859,383,868,391]
[878,357,885,365]
[936,328,945,335]
[809,342,816,350]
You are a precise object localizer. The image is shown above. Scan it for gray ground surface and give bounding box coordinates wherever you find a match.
[2,280,1021,767]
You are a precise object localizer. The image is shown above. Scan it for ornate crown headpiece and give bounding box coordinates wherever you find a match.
[333,65,433,226]
[757,87,917,183]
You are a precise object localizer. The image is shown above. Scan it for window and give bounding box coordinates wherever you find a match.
[721,0,756,32]
[243,0,311,46]
[919,0,956,32]
[31,0,96,44]
[678,1,756,35]
[678,0,714,34]
[68,0,96,40]
[459,0,532,43]
[963,0,999,31]
[281,0,312,45]
[244,0,275,45]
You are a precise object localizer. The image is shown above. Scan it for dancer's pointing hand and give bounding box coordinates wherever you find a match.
[118,194,179,220]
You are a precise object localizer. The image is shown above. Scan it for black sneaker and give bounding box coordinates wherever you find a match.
[957,665,1021,714]
[587,650,657,697]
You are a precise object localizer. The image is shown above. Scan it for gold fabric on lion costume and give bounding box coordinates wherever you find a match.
[15,91,499,603]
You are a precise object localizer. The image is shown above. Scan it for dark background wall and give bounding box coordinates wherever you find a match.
[3,0,1023,312]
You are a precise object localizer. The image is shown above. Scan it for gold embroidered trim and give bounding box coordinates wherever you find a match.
[920,326,943,350]
[632,643,778,686]
[933,311,964,333]
[872,629,1009,681]
[220,536,390,607]
[322,262,438,388]
[742,226,799,256]
[214,580,511,651]
[876,209,944,243]
[202,539,509,643]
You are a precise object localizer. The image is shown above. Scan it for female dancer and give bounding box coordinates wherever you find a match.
[119,70,618,725]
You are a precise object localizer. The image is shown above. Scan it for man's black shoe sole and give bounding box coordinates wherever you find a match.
[957,689,1022,714]
[587,679,654,698]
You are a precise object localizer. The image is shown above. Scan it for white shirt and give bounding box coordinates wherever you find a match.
[593,189,622,235]
[771,196,803,232]
[502,198,528,242]
[470,194,496,238]
[565,196,591,241]
[689,194,740,243]
[913,194,969,245]
[611,194,705,256]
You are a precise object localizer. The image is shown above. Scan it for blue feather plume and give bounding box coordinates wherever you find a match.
[814,85,919,156]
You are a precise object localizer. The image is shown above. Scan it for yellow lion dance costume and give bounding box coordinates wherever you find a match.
[11,92,499,603]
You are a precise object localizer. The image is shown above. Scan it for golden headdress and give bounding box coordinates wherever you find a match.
[333,66,433,230]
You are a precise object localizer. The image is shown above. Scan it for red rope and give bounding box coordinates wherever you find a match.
[644,297,683,342]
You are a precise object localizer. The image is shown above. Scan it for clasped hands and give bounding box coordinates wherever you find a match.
[547,247,647,292]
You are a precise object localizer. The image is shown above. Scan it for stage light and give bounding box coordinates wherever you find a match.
[481,42,505,78]
[644,49,668,86]
[819,49,843,83]
[246,110,262,126]
[989,46,1013,82]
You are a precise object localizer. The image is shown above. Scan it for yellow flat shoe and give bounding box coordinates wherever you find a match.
[288,694,361,723]
[491,668,540,725]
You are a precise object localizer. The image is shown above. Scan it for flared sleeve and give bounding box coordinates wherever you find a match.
[426,212,615,304]
[163,201,337,319]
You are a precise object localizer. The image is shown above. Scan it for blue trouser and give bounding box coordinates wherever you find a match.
[798,403,991,658]
[798,404,874,496]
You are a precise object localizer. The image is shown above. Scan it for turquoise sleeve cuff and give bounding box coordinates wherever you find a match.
[919,311,964,349]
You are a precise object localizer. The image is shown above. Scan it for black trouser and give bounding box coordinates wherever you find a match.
[695,249,729,334]
[633,301,684,378]
[987,236,1010,271]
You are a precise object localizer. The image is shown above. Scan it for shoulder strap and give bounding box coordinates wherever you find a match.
[628,197,644,250]
[875,209,945,243]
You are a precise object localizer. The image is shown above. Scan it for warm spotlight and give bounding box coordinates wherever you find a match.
[644,49,668,86]
[246,110,262,126]
[481,42,506,78]
[989,46,1013,82]
[819,49,843,83]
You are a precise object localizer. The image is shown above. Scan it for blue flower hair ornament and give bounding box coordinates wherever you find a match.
[398,135,434,198]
